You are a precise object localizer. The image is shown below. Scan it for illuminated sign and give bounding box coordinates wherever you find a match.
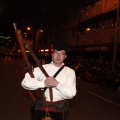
[38,49,50,53]
[41,49,44,52]
[0,35,8,40]
[45,49,49,52]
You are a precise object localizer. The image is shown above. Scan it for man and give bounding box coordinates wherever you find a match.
[21,41,77,120]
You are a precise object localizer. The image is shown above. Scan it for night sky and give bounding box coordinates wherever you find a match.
[0,0,94,34]
[0,0,50,33]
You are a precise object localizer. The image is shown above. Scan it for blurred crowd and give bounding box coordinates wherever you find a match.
[0,51,23,60]
[66,56,120,92]
[1,51,120,91]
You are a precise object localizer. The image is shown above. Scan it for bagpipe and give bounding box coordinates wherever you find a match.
[12,23,53,102]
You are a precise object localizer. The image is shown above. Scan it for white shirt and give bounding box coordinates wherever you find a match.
[21,62,77,102]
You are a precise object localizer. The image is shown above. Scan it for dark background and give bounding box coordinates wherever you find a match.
[0,0,95,34]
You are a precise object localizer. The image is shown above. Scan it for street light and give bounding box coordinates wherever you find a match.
[27,27,31,31]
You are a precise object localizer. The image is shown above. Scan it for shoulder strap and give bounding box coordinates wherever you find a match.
[44,65,65,94]
[50,65,65,102]
[53,65,65,78]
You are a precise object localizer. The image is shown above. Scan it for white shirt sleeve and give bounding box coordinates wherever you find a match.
[21,67,46,90]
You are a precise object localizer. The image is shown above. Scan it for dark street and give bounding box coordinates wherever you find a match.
[0,57,120,120]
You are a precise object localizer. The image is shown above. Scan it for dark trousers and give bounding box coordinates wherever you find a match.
[31,105,68,120]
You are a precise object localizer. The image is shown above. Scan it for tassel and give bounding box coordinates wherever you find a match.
[42,107,53,120]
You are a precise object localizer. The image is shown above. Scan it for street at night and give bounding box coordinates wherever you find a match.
[0,57,120,120]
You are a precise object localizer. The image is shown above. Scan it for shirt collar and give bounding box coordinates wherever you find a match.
[51,61,64,67]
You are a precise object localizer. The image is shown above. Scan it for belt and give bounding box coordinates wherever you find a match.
[40,100,65,112]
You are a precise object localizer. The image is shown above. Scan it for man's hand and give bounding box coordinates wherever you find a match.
[44,76,59,87]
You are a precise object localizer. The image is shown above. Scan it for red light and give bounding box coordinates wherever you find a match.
[38,50,41,52]
[51,49,53,52]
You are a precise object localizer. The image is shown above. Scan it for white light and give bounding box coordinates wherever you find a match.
[45,49,49,52]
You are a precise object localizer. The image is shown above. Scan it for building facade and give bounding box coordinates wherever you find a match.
[41,0,118,59]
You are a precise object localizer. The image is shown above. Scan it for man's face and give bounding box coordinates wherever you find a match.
[51,49,67,66]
